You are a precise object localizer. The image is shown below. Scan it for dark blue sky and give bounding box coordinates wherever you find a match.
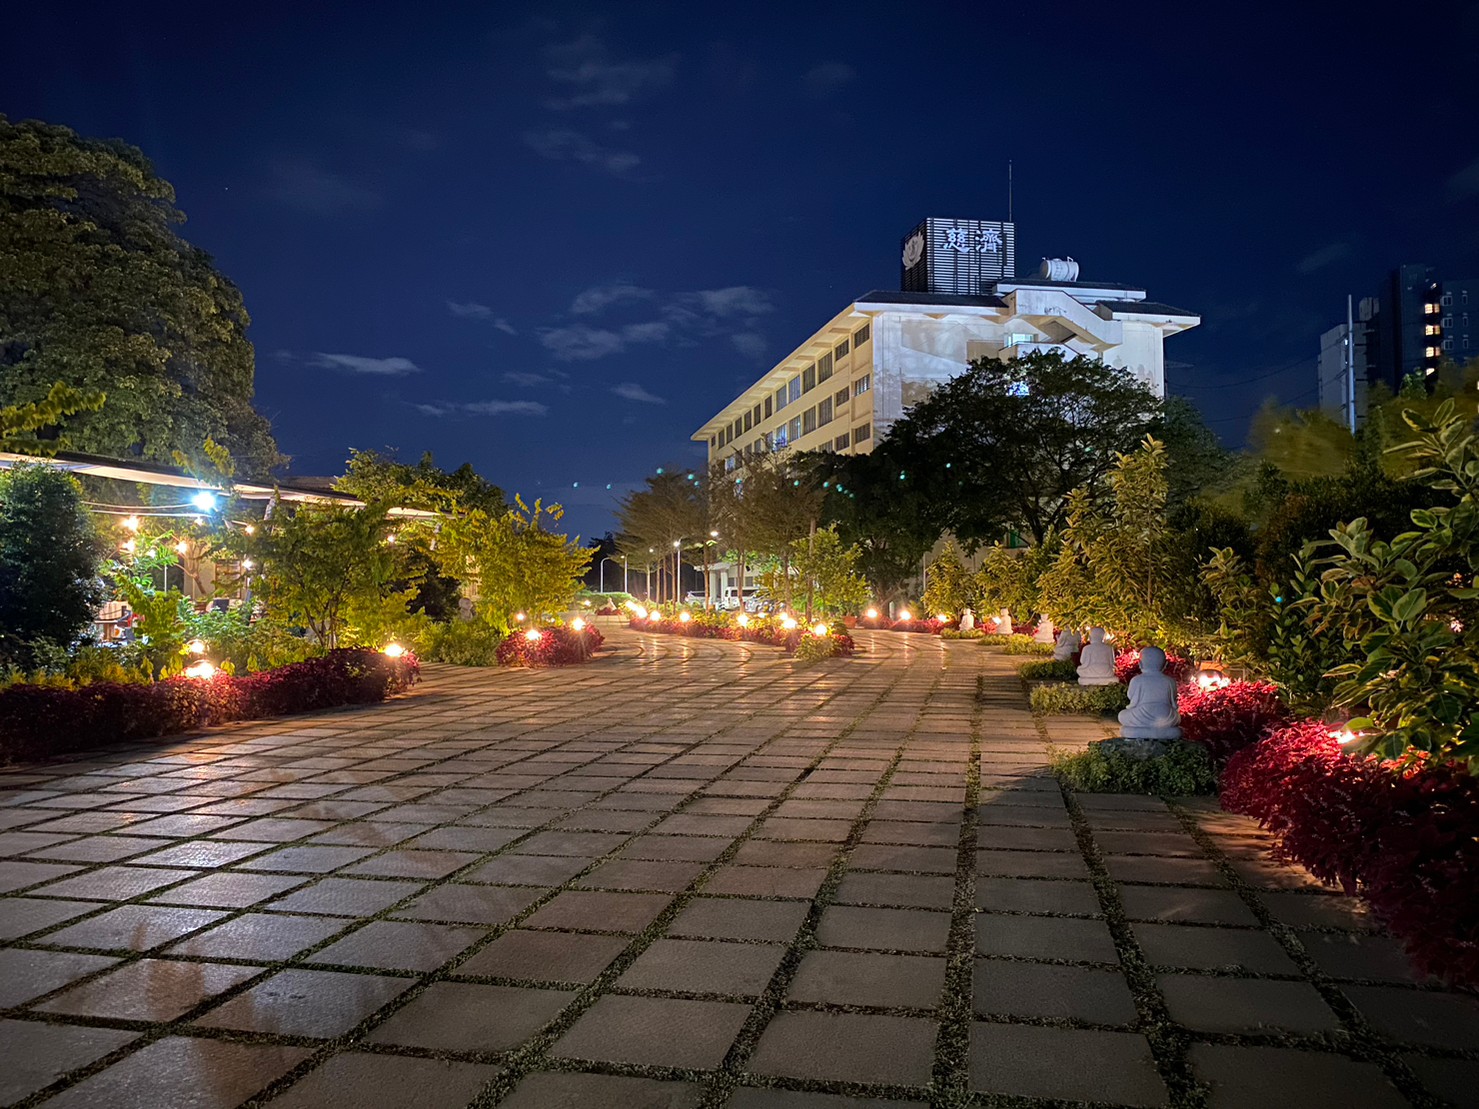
[8,1,1479,538]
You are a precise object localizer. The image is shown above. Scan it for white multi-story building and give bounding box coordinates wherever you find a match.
[692,221,1199,470]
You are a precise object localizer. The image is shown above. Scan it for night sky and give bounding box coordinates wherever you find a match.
[7,1,1479,539]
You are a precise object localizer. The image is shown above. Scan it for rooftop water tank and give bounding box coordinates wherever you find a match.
[1039,257,1080,282]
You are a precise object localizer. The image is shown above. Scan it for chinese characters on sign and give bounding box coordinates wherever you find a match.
[943,227,1003,254]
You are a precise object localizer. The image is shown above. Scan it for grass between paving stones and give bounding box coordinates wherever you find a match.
[0,650,875,1107]
[1167,804,1447,1109]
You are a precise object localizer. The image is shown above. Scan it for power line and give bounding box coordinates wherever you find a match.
[1170,353,1311,390]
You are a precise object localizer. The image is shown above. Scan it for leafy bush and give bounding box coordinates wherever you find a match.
[1221,722,1479,987]
[941,628,987,640]
[1052,739,1217,795]
[1178,680,1288,763]
[999,634,1053,655]
[417,619,505,666]
[1019,658,1078,682]
[0,649,419,764]
[887,618,944,634]
[793,633,853,662]
[1029,682,1129,716]
[495,624,605,667]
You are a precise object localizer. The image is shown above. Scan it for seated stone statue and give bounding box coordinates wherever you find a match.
[1076,627,1117,685]
[959,608,975,632]
[1053,627,1082,661]
[1034,616,1055,644]
[1117,646,1182,739]
[991,608,1013,634]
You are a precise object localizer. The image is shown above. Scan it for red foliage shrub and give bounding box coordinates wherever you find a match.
[1177,681,1288,763]
[495,625,605,667]
[887,618,944,634]
[1222,722,1479,987]
[0,649,419,765]
[1114,650,1193,684]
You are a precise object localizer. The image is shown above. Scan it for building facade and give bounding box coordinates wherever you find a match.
[692,221,1199,471]
[1318,264,1478,426]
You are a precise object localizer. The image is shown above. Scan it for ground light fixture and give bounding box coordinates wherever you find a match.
[525,629,542,642]
[123,515,140,531]
[898,610,912,621]
[737,614,750,627]
[865,607,878,620]
[812,623,828,636]
[571,618,586,631]
[121,538,137,553]
[187,639,207,655]
[191,490,218,511]
[780,616,797,630]
[183,660,216,680]
[679,612,692,623]
[1329,725,1363,746]
[514,612,526,623]
[936,613,949,622]
[383,643,406,659]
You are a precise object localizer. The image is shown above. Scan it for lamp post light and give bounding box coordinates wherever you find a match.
[673,539,682,604]
[599,556,625,594]
[705,529,720,609]
[647,548,654,602]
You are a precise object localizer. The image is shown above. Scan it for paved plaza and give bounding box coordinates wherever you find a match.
[0,627,1476,1108]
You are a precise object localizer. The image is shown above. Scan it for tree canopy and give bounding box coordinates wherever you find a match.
[881,351,1164,546]
[0,116,279,477]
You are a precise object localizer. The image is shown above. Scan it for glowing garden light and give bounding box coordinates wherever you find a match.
[525,629,543,642]
[936,614,949,622]
[898,610,912,621]
[781,616,798,630]
[1330,726,1363,746]
[572,618,586,631]
[514,612,526,623]
[241,558,254,570]
[187,639,207,655]
[175,540,189,555]
[737,613,750,627]
[184,660,216,680]
[121,538,137,553]
[812,622,829,636]
[678,611,692,623]
[123,515,140,532]
[383,643,406,658]
[191,490,218,511]
[865,608,879,620]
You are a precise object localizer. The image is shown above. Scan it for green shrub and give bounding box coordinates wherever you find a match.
[1001,634,1053,656]
[794,634,844,663]
[1030,682,1128,716]
[1051,739,1218,795]
[941,628,987,640]
[1020,658,1078,682]
[417,618,505,666]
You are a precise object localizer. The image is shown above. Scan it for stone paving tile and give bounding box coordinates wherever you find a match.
[975,913,1119,962]
[525,889,672,933]
[0,1018,139,1104]
[619,937,786,996]
[1342,984,1479,1049]
[1404,1055,1479,1106]
[703,864,828,899]
[553,994,751,1069]
[308,919,485,971]
[969,1022,1166,1106]
[501,1071,702,1108]
[38,1036,309,1109]
[266,876,424,916]
[165,911,348,961]
[1118,884,1259,925]
[267,1052,501,1108]
[37,957,261,1021]
[788,949,946,1008]
[43,904,229,951]
[1133,922,1302,974]
[973,958,1138,1025]
[1158,974,1341,1034]
[196,967,412,1037]
[816,905,951,953]
[974,876,1101,917]
[368,980,574,1051]
[0,896,106,940]
[748,1010,937,1086]
[1188,1043,1407,1109]
[0,948,119,1006]
[146,871,309,908]
[834,871,954,909]
[669,896,809,942]
[725,1091,926,1109]
[461,928,630,983]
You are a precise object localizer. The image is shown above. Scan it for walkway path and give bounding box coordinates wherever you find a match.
[0,628,1474,1107]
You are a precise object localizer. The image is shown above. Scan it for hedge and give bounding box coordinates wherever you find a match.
[495,624,606,667]
[0,648,420,764]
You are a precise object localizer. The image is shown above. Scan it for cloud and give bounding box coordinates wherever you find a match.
[539,325,626,360]
[312,353,421,375]
[502,371,558,387]
[731,332,768,360]
[803,62,856,97]
[693,286,775,317]
[544,34,674,109]
[571,283,653,314]
[416,399,549,418]
[621,321,670,343]
[611,382,666,404]
[493,318,517,335]
[524,129,642,177]
[1295,241,1355,275]
[447,300,494,319]
[269,162,381,214]
[1448,156,1479,199]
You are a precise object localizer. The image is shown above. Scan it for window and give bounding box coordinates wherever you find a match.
[787,378,801,404]
[764,396,773,418]
[1426,346,1441,358]
[725,456,737,472]
[1443,317,1453,329]
[835,387,850,407]
[710,436,717,450]
[853,422,871,442]
[789,416,802,442]
[743,410,752,432]
[1442,294,1454,306]
[854,374,871,396]
[733,418,743,438]
[802,406,817,434]
[818,397,833,425]
[1426,324,1441,336]
[774,424,789,448]
[1425,302,1440,315]
[743,443,752,459]
[775,385,788,412]
[763,432,774,451]
[1444,339,1454,351]
[835,338,849,359]
[855,323,870,345]
[1465,337,1471,349]
[817,353,833,383]
[755,437,766,454]
[752,403,761,425]
[834,432,850,450]
[802,364,816,392]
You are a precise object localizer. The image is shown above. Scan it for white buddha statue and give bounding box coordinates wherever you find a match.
[1034,616,1055,644]
[959,608,975,632]
[992,608,1013,634]
[1052,627,1082,661]
[1076,627,1117,685]
[1117,646,1182,739]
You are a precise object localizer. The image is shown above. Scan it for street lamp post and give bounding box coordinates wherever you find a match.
[599,556,626,594]
[673,539,682,603]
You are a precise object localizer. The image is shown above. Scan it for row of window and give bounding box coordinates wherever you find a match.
[723,422,874,471]
[711,369,872,452]
[1441,291,1471,307]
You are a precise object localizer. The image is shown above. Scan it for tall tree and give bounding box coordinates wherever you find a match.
[883,351,1163,546]
[0,116,280,477]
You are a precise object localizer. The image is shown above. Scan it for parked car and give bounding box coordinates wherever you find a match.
[683,591,708,606]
